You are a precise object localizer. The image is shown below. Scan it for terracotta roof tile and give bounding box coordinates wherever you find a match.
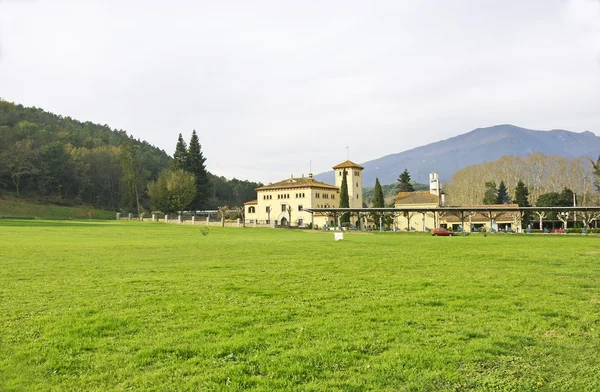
[256,177,339,191]
[395,191,439,205]
[243,200,258,205]
[332,160,364,170]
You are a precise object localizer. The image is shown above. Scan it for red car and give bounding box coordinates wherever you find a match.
[432,227,454,236]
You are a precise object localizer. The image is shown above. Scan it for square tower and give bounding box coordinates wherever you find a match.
[333,160,364,208]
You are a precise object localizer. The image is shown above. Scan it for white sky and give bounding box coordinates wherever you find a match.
[1,0,599,183]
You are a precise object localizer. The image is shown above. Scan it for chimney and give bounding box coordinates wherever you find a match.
[308,173,313,178]
[429,172,440,196]
[440,193,446,207]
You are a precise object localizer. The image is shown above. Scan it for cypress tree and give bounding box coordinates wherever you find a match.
[339,169,350,224]
[496,181,510,204]
[397,169,414,192]
[372,178,385,208]
[186,130,209,210]
[172,133,187,171]
[371,178,385,229]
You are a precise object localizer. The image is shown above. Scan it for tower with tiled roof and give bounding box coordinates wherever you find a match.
[332,160,364,209]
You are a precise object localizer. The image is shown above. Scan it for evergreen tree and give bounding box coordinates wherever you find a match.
[172,133,187,171]
[371,178,385,229]
[536,188,574,220]
[591,155,600,191]
[397,169,415,192]
[559,187,575,206]
[513,180,531,224]
[482,181,497,205]
[185,130,209,210]
[372,178,385,208]
[339,169,350,224]
[496,181,510,204]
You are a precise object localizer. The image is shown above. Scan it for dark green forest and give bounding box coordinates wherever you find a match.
[0,100,261,212]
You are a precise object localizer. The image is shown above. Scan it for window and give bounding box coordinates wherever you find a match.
[281,204,286,212]
[354,171,360,176]
[265,206,270,213]
[357,195,359,199]
[298,205,303,211]
[248,206,256,213]
[339,171,342,176]
[266,219,270,224]
[332,194,335,199]
[356,182,358,188]
[298,218,303,226]
[316,193,320,198]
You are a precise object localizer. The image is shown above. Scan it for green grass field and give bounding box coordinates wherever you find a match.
[1,221,599,391]
[0,198,116,220]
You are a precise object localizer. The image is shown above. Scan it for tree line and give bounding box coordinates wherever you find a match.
[445,153,600,207]
[0,100,261,213]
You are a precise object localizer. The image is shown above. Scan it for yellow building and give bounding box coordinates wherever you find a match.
[394,191,440,231]
[244,160,364,228]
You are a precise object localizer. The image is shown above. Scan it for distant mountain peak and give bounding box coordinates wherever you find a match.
[315,125,600,186]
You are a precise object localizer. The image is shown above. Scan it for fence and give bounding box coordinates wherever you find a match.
[116,212,246,228]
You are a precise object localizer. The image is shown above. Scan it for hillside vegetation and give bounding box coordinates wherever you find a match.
[0,100,261,212]
[0,197,115,219]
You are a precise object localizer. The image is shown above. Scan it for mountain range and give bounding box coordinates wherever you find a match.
[315,125,600,186]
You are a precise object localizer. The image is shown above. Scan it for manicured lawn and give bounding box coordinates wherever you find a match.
[1,221,599,391]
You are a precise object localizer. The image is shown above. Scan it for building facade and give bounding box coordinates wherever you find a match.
[244,160,364,228]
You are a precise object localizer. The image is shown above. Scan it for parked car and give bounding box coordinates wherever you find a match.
[432,227,454,236]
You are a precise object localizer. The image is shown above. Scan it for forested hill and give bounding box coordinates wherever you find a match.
[0,100,261,211]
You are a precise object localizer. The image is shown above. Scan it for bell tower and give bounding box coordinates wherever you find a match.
[333,160,364,208]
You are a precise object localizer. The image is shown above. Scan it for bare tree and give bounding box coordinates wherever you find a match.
[445,153,597,207]
[218,205,229,227]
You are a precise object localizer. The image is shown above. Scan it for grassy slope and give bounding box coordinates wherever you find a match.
[0,198,115,219]
[0,221,599,391]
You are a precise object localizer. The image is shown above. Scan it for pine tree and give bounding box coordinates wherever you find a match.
[172,134,187,171]
[397,169,414,192]
[496,181,510,204]
[483,181,497,205]
[513,180,531,224]
[186,130,209,210]
[339,169,350,224]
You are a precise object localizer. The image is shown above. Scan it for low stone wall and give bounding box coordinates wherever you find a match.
[118,213,274,228]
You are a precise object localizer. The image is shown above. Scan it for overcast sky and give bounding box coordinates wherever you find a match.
[1,0,599,182]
